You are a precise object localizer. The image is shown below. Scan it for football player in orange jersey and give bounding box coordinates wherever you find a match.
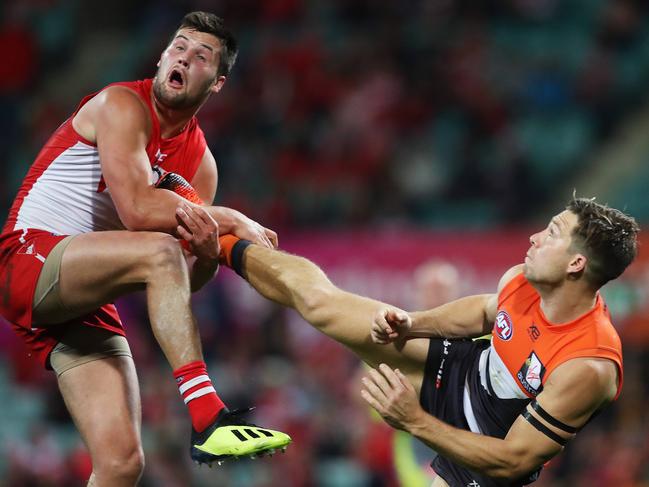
[191,197,638,487]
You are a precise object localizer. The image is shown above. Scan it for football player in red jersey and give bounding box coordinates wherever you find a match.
[0,12,289,486]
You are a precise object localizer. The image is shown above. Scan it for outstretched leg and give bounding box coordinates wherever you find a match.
[241,244,430,394]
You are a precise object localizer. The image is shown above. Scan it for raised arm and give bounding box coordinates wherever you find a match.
[90,86,199,233]
[179,149,221,292]
[408,294,496,339]
[372,264,524,342]
[194,148,278,248]
[79,88,278,247]
[362,356,618,481]
[179,149,280,291]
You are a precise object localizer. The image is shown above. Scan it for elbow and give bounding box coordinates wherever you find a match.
[482,459,515,481]
[478,436,549,481]
[486,460,536,482]
[119,207,150,231]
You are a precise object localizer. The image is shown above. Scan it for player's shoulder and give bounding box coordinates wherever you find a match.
[97,85,148,112]
[546,357,618,405]
[88,85,151,133]
[497,264,525,294]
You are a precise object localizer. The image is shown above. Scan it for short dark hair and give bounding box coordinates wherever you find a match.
[175,12,238,77]
[567,197,640,288]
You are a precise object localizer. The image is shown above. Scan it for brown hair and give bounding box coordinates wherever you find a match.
[567,197,640,288]
[176,12,238,77]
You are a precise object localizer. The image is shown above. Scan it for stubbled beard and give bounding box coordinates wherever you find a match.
[152,69,216,110]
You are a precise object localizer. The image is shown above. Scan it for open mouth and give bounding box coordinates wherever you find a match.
[168,69,185,88]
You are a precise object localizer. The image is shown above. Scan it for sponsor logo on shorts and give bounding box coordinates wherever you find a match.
[435,339,452,389]
[516,351,546,396]
[467,481,481,487]
[16,243,46,263]
[17,243,36,255]
[494,311,513,341]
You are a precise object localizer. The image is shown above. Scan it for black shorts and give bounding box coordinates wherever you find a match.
[420,338,539,487]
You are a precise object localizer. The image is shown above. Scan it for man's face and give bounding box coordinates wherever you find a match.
[153,28,226,110]
[523,210,584,285]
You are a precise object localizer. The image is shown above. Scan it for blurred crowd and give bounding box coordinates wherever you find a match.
[2,0,649,485]
[3,0,649,227]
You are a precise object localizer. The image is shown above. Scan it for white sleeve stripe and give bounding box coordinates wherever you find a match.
[183,386,216,404]
[179,374,210,394]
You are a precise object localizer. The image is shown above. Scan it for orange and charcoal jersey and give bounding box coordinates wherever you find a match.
[491,273,623,401]
[421,271,623,487]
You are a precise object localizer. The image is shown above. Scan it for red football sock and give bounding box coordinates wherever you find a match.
[173,361,226,432]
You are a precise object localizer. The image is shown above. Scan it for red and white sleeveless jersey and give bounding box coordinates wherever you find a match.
[3,78,207,236]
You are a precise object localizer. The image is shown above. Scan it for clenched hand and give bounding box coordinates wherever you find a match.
[371,308,412,344]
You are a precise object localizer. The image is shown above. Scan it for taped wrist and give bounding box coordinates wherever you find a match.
[231,239,252,278]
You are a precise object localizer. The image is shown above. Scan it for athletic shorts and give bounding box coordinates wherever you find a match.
[420,338,538,487]
[0,228,126,369]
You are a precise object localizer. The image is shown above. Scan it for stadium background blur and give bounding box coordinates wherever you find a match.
[2,0,649,485]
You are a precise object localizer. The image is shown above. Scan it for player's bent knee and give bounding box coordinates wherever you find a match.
[143,233,185,274]
[94,445,145,482]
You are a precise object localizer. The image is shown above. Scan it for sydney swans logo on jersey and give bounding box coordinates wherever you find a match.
[495,311,514,341]
[517,351,546,396]
[155,149,168,164]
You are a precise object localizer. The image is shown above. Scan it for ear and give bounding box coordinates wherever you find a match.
[210,76,227,94]
[567,253,587,275]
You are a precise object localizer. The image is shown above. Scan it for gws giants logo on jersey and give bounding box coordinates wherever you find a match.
[495,311,514,341]
[517,351,546,396]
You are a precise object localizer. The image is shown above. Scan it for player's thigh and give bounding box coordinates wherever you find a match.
[57,354,142,467]
[312,288,429,393]
[58,230,184,312]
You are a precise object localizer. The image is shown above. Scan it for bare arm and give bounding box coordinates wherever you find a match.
[87,90,278,247]
[410,264,524,338]
[193,147,278,247]
[186,147,242,234]
[182,149,220,291]
[92,86,199,233]
[408,294,495,338]
[362,357,618,480]
[372,264,524,342]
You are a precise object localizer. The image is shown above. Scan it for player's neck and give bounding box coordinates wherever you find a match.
[151,93,200,139]
[538,282,598,325]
